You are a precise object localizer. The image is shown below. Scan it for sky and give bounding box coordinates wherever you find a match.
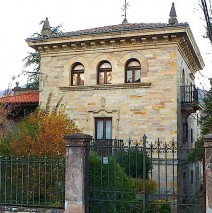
[0,0,211,91]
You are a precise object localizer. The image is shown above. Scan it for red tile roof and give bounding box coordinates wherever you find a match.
[1,92,39,104]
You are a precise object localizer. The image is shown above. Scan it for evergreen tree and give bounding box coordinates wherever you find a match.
[188,80,212,162]
[23,52,40,89]
[201,79,212,135]
[23,19,63,89]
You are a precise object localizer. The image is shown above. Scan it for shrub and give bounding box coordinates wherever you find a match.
[187,138,204,162]
[147,199,171,213]
[133,178,158,194]
[89,152,136,213]
[115,147,152,179]
[0,94,81,157]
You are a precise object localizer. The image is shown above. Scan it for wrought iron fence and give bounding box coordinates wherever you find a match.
[0,156,65,208]
[0,136,204,212]
[89,138,146,213]
[88,137,204,213]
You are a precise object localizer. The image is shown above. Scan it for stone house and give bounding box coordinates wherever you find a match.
[26,3,204,194]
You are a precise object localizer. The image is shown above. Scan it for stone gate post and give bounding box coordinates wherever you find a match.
[203,134,212,213]
[64,133,92,213]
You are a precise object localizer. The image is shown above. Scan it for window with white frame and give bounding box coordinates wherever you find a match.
[125,59,141,83]
[71,63,84,86]
[95,117,112,139]
[97,61,112,84]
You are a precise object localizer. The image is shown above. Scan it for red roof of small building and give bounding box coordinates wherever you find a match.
[1,92,39,104]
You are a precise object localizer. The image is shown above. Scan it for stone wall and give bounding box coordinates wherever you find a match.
[0,206,63,213]
[39,44,179,142]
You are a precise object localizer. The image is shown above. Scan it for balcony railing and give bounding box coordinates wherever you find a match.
[90,139,123,156]
[181,85,199,112]
[181,85,198,104]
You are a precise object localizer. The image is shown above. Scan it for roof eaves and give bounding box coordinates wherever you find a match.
[26,22,189,42]
[185,26,205,70]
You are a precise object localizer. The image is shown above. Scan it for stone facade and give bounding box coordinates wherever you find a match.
[27,20,204,196]
[27,24,203,143]
[57,49,177,141]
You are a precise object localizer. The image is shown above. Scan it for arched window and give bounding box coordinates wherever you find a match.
[71,63,84,86]
[125,59,141,83]
[97,61,112,84]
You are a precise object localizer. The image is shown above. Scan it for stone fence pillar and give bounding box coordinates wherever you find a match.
[64,133,92,213]
[203,134,212,213]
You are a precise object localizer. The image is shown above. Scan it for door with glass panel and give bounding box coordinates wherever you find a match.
[95,118,112,155]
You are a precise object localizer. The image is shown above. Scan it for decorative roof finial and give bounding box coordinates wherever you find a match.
[41,17,51,37]
[13,81,21,93]
[168,2,178,25]
[122,0,129,24]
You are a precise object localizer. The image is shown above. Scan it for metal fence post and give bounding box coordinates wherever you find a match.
[203,134,212,213]
[64,133,92,213]
[142,134,147,213]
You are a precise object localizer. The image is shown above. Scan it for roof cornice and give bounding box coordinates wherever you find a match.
[26,23,204,73]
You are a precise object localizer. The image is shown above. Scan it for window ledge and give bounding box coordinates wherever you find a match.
[60,82,151,91]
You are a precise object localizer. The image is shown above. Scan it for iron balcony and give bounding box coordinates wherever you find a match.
[181,85,201,112]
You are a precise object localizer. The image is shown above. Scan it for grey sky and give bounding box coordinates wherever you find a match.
[0,0,211,90]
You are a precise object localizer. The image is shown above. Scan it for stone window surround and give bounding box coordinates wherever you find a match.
[87,108,120,139]
[60,52,149,88]
[69,58,145,86]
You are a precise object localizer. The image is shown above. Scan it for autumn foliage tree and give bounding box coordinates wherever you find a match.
[0,94,81,157]
[0,101,9,138]
[0,81,19,139]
